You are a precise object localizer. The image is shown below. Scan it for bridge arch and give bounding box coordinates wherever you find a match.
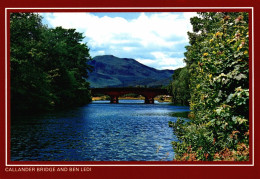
[91,88,169,104]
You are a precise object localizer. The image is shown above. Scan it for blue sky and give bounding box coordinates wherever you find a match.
[41,12,197,70]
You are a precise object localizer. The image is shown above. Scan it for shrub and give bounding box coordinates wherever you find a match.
[171,12,249,161]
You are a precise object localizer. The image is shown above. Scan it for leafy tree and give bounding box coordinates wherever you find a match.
[10,13,53,113]
[41,27,92,108]
[168,67,190,105]
[10,13,92,113]
[171,12,249,161]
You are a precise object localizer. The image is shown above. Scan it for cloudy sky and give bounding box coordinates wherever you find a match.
[41,12,197,70]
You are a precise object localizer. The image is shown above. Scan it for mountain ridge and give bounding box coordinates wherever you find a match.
[87,55,174,88]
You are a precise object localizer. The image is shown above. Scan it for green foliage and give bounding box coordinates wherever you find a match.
[168,67,190,105]
[11,13,92,113]
[171,12,249,161]
[169,111,190,118]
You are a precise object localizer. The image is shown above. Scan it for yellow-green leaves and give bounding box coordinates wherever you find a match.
[172,12,249,161]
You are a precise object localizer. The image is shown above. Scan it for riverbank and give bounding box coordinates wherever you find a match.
[92,95,172,102]
[92,96,145,101]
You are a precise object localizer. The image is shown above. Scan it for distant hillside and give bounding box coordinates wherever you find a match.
[87,55,174,88]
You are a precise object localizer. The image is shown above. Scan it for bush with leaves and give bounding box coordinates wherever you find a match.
[171,12,249,161]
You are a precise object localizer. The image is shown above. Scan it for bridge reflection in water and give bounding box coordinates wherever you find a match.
[91,88,169,104]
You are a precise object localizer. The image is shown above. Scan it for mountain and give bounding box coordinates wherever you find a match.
[87,55,174,88]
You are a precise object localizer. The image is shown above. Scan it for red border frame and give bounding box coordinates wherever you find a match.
[1,0,259,178]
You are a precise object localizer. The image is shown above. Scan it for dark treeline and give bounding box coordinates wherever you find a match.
[169,12,249,161]
[11,13,92,114]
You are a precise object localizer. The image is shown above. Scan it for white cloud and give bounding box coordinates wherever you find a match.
[123,47,135,51]
[42,12,197,70]
[96,50,105,55]
[136,59,156,65]
[151,52,185,70]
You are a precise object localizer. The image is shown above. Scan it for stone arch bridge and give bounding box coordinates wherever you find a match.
[91,88,169,104]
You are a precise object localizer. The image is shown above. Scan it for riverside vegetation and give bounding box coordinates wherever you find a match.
[168,12,249,161]
[11,13,92,113]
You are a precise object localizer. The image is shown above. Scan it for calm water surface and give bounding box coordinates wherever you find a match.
[11,100,189,161]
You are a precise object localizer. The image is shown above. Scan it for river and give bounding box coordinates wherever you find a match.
[11,100,190,161]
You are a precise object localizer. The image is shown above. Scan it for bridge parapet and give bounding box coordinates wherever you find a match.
[91,88,169,104]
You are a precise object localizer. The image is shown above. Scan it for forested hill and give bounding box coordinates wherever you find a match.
[87,55,174,88]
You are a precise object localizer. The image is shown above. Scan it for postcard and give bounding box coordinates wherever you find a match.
[0,0,259,178]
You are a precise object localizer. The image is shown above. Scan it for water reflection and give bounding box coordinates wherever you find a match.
[11,100,189,161]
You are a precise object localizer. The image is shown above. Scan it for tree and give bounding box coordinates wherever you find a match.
[168,67,190,105]
[41,27,92,108]
[10,13,93,113]
[11,13,53,113]
[171,12,249,161]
